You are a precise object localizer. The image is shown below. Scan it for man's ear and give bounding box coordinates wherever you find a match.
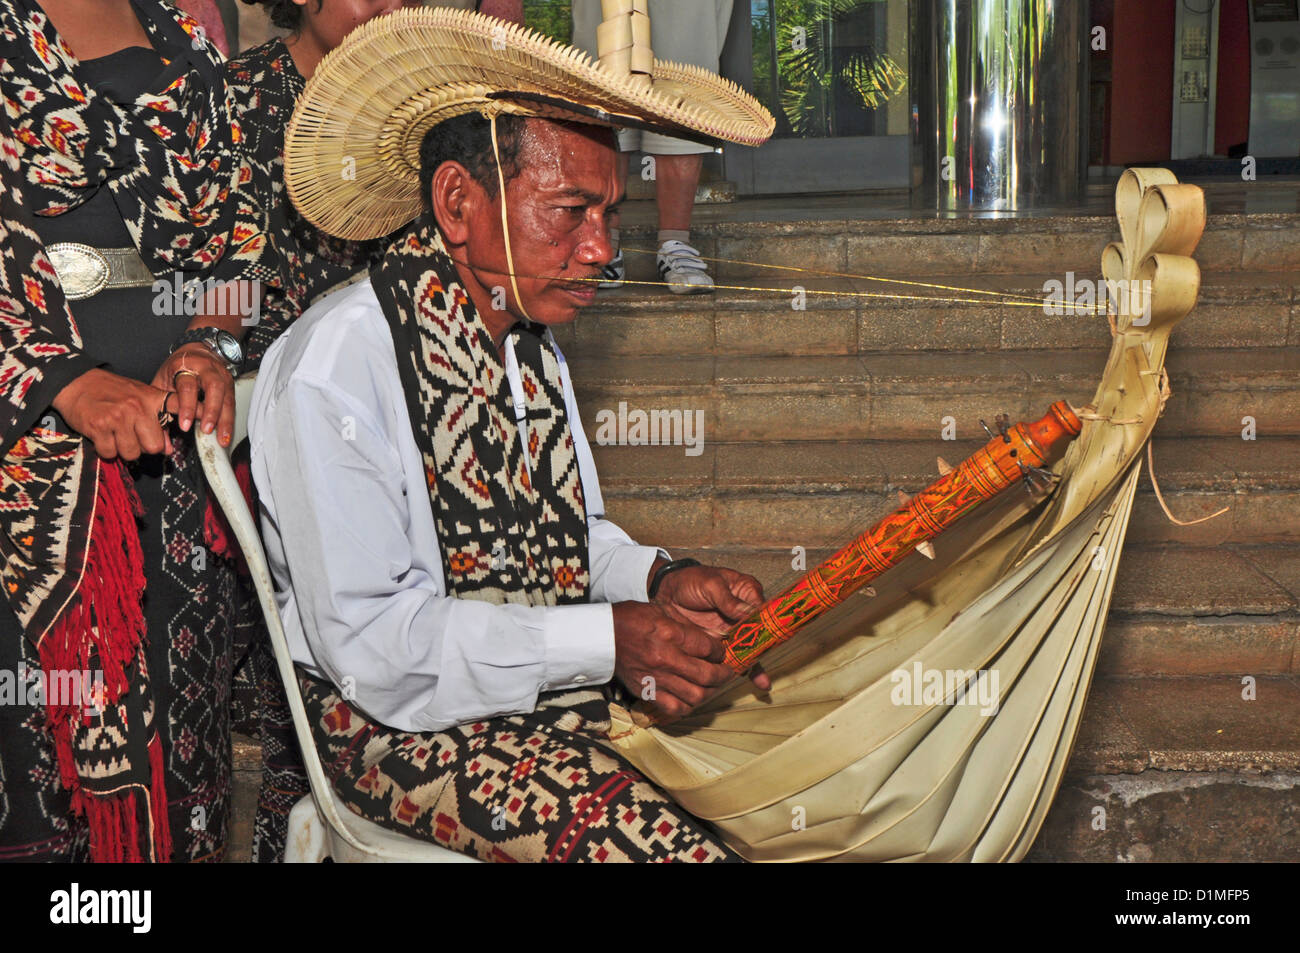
[430,161,483,247]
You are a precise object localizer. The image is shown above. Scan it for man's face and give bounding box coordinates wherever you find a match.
[460,119,621,328]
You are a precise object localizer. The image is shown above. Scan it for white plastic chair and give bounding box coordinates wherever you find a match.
[197,375,480,863]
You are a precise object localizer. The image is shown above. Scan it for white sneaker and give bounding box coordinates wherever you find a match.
[656,240,714,294]
[598,250,625,289]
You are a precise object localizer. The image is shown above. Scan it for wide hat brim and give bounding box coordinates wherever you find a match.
[284,8,775,241]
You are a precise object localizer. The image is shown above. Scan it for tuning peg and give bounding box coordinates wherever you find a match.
[995,413,1012,442]
[936,456,953,476]
[896,489,912,507]
[916,541,936,560]
[1018,459,1057,495]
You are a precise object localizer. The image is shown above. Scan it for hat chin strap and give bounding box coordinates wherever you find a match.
[491,112,532,324]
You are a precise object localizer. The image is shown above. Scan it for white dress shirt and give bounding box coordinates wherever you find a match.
[248,279,663,733]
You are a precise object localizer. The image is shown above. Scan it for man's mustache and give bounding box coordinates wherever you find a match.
[447,256,603,287]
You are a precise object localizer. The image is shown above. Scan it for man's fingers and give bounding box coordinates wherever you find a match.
[669,653,734,690]
[671,621,725,664]
[714,586,760,623]
[720,569,765,608]
[644,673,712,720]
[735,579,764,607]
[746,663,772,693]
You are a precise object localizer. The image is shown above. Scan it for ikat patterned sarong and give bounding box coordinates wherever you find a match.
[301,676,740,863]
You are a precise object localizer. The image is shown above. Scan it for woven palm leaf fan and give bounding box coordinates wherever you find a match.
[605,169,1206,863]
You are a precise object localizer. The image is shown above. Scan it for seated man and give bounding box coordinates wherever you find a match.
[249,10,774,861]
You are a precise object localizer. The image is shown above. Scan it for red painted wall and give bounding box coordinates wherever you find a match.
[1109,1,1175,164]
[1105,0,1252,163]
[1216,0,1251,154]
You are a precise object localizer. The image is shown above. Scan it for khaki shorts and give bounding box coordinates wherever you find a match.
[571,0,734,155]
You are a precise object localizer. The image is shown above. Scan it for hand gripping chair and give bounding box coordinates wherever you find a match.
[197,376,480,863]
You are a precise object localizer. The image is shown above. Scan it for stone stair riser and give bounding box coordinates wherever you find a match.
[595,490,1300,551]
[614,224,1300,281]
[553,295,1296,355]
[572,386,1300,440]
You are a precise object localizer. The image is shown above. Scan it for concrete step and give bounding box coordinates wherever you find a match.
[551,271,1299,356]
[568,347,1300,441]
[1049,674,1300,776]
[671,544,1300,679]
[589,436,1300,549]
[611,211,1300,281]
[1027,675,1300,861]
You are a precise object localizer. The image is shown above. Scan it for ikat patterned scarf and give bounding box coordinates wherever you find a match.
[369,218,591,608]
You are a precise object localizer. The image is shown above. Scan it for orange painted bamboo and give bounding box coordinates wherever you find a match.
[716,401,1083,674]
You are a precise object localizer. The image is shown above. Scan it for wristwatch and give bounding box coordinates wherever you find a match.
[172,327,243,376]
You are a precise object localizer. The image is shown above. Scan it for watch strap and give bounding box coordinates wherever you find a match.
[172,327,241,373]
[648,557,701,600]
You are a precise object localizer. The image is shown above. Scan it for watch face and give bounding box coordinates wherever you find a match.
[214,332,242,364]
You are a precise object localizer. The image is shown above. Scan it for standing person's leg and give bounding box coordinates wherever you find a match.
[572,0,735,293]
[644,0,734,293]
[655,154,704,235]
[300,676,742,862]
[644,138,712,294]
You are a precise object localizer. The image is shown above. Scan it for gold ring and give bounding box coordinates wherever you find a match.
[172,368,201,385]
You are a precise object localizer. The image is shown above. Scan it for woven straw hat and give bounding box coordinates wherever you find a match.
[284,5,775,241]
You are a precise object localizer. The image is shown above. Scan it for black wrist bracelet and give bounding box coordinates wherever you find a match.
[648,557,701,600]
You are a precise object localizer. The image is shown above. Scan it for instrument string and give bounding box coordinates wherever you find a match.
[619,246,1109,312]
[567,275,1064,308]
[554,273,1108,313]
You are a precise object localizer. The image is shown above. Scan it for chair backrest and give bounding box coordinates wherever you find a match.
[196,376,372,852]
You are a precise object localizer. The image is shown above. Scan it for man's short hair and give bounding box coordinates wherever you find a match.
[418,112,528,210]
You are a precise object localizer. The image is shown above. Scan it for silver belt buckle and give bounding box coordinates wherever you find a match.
[46,243,111,301]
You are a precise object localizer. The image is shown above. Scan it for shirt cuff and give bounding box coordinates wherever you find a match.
[607,544,670,603]
[541,602,617,692]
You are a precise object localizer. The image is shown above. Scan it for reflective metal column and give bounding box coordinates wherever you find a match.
[911,0,1088,212]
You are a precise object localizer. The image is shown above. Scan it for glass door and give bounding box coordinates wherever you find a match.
[521,1,910,195]
[726,0,911,193]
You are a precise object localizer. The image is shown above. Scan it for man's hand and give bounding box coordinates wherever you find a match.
[52,367,174,461]
[652,563,772,692]
[151,343,235,445]
[612,601,735,723]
